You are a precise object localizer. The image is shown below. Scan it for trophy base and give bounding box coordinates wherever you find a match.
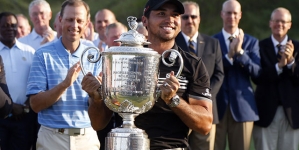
[105,127,150,150]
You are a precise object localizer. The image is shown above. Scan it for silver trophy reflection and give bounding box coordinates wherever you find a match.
[80,16,184,150]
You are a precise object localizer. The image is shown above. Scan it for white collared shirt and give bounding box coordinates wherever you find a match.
[271,34,288,54]
[0,40,35,104]
[18,28,57,50]
[93,36,107,51]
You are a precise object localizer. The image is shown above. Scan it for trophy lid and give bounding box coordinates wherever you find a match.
[114,16,151,47]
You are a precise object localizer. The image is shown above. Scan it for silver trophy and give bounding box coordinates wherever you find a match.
[80,16,184,150]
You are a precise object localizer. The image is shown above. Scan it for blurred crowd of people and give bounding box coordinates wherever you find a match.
[0,0,298,150]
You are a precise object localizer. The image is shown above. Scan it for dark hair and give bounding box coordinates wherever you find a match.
[0,12,17,24]
[144,12,150,18]
[60,0,90,18]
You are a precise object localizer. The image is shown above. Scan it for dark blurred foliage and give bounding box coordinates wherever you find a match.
[1,0,299,40]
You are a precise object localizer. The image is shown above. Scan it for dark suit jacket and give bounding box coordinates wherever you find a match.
[213,32,260,122]
[176,32,224,124]
[253,37,299,129]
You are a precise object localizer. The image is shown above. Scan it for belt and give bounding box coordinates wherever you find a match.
[41,125,86,136]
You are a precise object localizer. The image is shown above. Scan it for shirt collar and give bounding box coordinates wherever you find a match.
[55,37,87,57]
[271,34,288,46]
[0,41,5,50]
[73,39,86,58]
[54,37,69,56]
[222,28,239,41]
[181,31,198,44]
[14,39,25,49]
[30,28,43,40]
[0,39,23,50]
[31,28,56,40]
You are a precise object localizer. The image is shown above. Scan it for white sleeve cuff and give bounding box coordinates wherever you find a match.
[275,63,283,75]
[287,60,295,69]
[225,54,233,65]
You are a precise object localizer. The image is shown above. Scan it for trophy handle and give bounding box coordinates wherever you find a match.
[80,46,102,75]
[161,49,184,78]
[155,49,184,100]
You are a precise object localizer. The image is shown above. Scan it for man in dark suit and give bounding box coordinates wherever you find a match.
[175,1,224,150]
[253,7,299,150]
[212,1,261,150]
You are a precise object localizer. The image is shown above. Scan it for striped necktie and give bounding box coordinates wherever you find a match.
[189,39,196,55]
[276,44,281,60]
[228,36,234,43]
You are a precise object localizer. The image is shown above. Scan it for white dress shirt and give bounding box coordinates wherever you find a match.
[93,36,107,51]
[18,28,57,50]
[181,31,198,52]
[0,40,35,104]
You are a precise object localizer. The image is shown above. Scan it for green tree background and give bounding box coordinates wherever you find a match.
[1,0,298,40]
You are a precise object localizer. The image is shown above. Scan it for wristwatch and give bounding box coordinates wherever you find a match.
[23,106,30,113]
[238,49,244,55]
[168,95,180,107]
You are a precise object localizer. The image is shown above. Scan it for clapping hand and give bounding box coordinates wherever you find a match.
[278,40,294,68]
[41,28,55,45]
[228,28,244,58]
[283,40,294,64]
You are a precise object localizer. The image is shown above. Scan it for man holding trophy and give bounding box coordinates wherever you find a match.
[82,0,213,149]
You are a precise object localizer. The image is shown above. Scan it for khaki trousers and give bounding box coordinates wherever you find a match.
[36,125,100,150]
[214,108,253,150]
[189,124,216,150]
[253,106,299,150]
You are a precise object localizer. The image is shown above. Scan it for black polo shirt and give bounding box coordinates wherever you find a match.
[135,44,211,149]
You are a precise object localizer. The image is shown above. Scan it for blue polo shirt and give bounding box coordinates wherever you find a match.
[26,37,101,128]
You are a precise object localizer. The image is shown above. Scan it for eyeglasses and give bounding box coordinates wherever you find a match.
[181,15,198,20]
[1,24,17,29]
[271,20,291,24]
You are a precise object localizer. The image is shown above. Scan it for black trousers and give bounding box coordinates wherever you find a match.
[0,108,38,150]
